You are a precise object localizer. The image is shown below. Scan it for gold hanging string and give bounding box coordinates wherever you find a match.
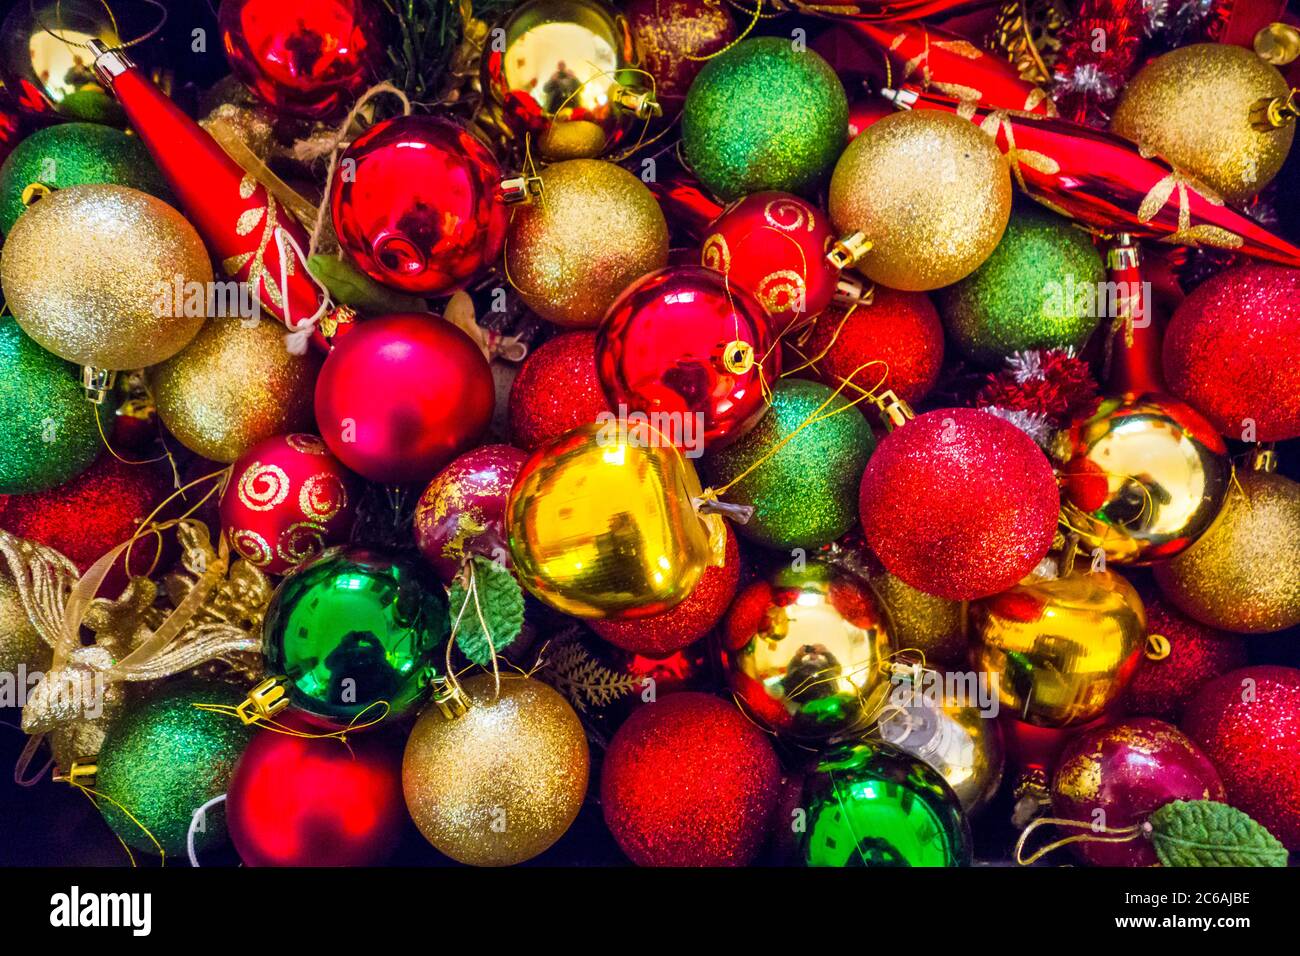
[681,0,764,61]
[447,559,503,699]
[1014,814,1146,866]
[191,699,390,754]
[31,0,167,51]
[64,778,165,866]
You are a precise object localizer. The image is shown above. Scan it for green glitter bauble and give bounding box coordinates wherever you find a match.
[0,316,104,494]
[0,123,169,234]
[795,740,971,867]
[95,681,254,857]
[682,37,847,201]
[702,378,874,550]
[939,207,1107,365]
[264,547,451,725]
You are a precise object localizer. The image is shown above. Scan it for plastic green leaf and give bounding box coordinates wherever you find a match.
[308,254,428,315]
[1149,800,1288,867]
[448,556,524,665]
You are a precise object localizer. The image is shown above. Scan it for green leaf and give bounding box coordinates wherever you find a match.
[1149,800,1288,867]
[308,255,428,315]
[448,556,524,665]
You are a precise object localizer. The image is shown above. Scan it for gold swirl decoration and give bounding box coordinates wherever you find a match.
[299,473,348,523]
[237,462,291,512]
[702,232,731,272]
[764,197,815,231]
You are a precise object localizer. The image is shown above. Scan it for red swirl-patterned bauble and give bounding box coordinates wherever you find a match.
[1163,263,1300,442]
[601,692,781,866]
[859,408,1060,600]
[1183,666,1300,850]
[1051,717,1225,867]
[331,115,508,296]
[218,0,384,120]
[414,444,527,584]
[590,524,741,656]
[227,725,406,867]
[315,314,495,484]
[1121,595,1248,723]
[508,331,610,452]
[795,287,944,404]
[596,267,779,449]
[625,0,737,115]
[702,192,840,333]
[219,434,359,576]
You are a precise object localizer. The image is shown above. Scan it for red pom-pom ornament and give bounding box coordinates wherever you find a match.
[219,434,359,576]
[331,115,508,296]
[858,408,1060,600]
[1182,665,1300,850]
[601,692,781,866]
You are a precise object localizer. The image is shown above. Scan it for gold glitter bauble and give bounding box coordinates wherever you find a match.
[0,184,211,369]
[1110,43,1294,202]
[827,111,1012,291]
[867,569,969,665]
[149,319,322,463]
[506,159,668,326]
[1154,469,1300,634]
[0,574,50,676]
[402,674,590,866]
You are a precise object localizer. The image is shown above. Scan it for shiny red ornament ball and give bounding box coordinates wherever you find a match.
[625,0,737,114]
[219,433,359,576]
[315,314,495,484]
[798,287,945,404]
[1052,717,1224,867]
[1182,665,1300,850]
[218,0,383,120]
[508,331,610,452]
[590,524,741,656]
[859,408,1060,600]
[0,453,173,586]
[414,443,527,584]
[331,115,508,296]
[227,728,407,866]
[596,267,779,450]
[1121,595,1248,723]
[701,192,840,333]
[601,692,781,866]
[1163,262,1300,442]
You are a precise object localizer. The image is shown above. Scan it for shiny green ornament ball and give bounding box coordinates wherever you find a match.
[703,378,874,550]
[264,548,451,726]
[682,37,847,201]
[95,681,254,857]
[0,123,169,234]
[939,207,1106,365]
[796,740,971,867]
[0,316,103,494]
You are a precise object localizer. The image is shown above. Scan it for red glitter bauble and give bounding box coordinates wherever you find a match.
[1163,263,1300,442]
[508,331,609,452]
[701,192,840,333]
[228,727,406,866]
[596,267,779,449]
[219,433,359,577]
[590,525,741,656]
[601,692,781,866]
[797,287,944,404]
[219,0,384,120]
[331,115,508,296]
[414,444,527,584]
[1182,665,1300,850]
[1121,595,1248,723]
[315,314,494,484]
[625,0,737,114]
[1052,717,1224,867]
[858,408,1060,600]
[0,454,174,587]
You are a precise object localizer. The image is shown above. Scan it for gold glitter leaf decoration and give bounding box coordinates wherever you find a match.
[540,632,641,714]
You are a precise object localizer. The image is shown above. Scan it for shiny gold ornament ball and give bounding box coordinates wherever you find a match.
[1111,43,1294,202]
[0,184,211,369]
[1154,469,1300,633]
[828,111,1012,291]
[402,674,590,866]
[506,159,669,326]
[149,318,322,463]
[0,574,50,676]
[867,569,969,666]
